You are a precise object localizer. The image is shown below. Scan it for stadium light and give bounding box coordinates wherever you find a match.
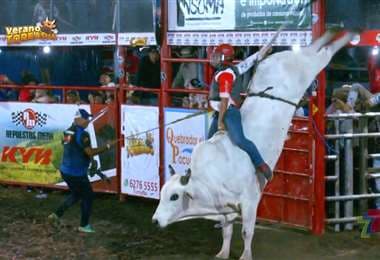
[292,44,301,52]
[372,46,379,56]
[43,46,51,54]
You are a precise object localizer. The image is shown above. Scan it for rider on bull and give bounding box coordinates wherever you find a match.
[208,43,273,181]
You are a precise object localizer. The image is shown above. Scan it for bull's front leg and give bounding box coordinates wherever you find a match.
[239,202,258,260]
[216,223,233,259]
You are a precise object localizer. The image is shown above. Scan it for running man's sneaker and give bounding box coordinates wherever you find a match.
[78,224,95,233]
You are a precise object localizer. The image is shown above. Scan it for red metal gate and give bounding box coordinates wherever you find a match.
[258,117,315,230]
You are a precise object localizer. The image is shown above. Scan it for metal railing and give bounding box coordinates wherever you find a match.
[325,112,380,231]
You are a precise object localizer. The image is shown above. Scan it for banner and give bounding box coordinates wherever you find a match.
[164,108,207,183]
[168,0,312,31]
[121,105,160,199]
[167,30,312,46]
[326,0,380,30]
[0,103,116,186]
[0,0,156,46]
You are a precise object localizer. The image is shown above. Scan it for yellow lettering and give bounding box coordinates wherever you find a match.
[20,33,28,41]
[5,27,12,35]
[6,34,13,43]
[35,26,41,32]
[13,34,20,42]
[27,32,34,40]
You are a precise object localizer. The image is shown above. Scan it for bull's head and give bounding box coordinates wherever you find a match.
[152,165,193,228]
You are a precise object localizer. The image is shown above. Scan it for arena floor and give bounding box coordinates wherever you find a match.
[0,186,379,260]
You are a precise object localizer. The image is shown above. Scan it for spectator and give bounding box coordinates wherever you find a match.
[187,78,207,109]
[99,73,115,88]
[90,91,105,104]
[125,49,139,85]
[368,54,380,94]
[32,88,56,103]
[65,90,83,104]
[19,72,37,102]
[88,73,114,104]
[327,83,380,114]
[172,47,198,89]
[172,47,200,107]
[134,47,160,105]
[294,95,309,117]
[0,74,18,101]
[99,73,115,104]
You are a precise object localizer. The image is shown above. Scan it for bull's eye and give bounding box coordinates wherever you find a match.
[170,193,179,201]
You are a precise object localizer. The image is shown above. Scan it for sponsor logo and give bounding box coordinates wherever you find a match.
[11,108,47,130]
[57,35,67,41]
[358,209,380,238]
[166,127,203,166]
[85,35,99,41]
[5,18,58,44]
[178,0,224,22]
[71,35,82,42]
[1,146,52,165]
[126,133,154,157]
[130,37,147,46]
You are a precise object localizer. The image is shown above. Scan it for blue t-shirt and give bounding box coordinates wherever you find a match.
[60,124,91,176]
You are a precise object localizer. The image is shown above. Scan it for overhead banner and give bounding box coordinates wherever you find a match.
[168,0,312,31]
[0,0,156,46]
[0,103,116,188]
[121,105,160,199]
[326,0,380,30]
[164,108,207,183]
[167,30,312,46]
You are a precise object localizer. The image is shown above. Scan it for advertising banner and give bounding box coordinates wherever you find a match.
[168,0,312,31]
[121,105,160,199]
[164,108,207,183]
[0,103,116,187]
[327,0,380,30]
[0,0,156,46]
[167,30,312,46]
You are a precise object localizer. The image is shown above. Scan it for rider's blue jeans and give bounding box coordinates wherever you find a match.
[208,105,264,167]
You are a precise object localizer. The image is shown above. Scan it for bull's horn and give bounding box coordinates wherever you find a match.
[180,169,191,185]
[168,165,176,176]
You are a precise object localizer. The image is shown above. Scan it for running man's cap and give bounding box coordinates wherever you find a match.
[75,109,92,120]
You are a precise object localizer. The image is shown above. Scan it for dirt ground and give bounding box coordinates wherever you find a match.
[0,186,379,260]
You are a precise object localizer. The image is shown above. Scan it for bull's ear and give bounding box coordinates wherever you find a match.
[180,169,191,185]
[168,165,176,176]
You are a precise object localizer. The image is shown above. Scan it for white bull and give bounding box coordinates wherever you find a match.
[152,30,356,260]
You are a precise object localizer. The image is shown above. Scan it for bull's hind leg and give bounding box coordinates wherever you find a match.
[216,223,233,259]
[316,31,357,67]
[326,31,357,56]
[308,30,336,52]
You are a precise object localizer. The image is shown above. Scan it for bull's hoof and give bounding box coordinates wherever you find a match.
[216,251,229,259]
[239,251,253,260]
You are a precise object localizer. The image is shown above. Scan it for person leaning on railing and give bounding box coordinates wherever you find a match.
[134,47,160,105]
[328,83,380,114]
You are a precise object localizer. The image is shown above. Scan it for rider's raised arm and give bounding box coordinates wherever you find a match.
[235,52,260,75]
[235,45,272,75]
